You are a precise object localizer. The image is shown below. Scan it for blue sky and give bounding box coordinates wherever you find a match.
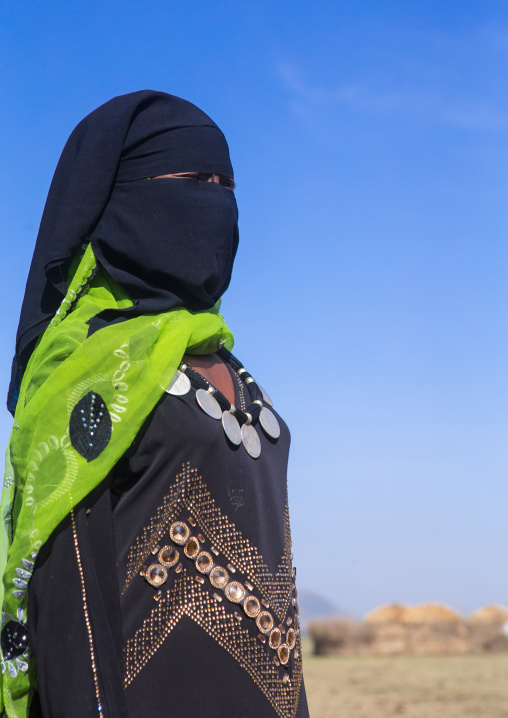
[1,1,507,616]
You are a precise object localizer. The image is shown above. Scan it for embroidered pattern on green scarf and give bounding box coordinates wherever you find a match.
[0,244,234,717]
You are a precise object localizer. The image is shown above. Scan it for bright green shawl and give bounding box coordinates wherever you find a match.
[1,244,234,717]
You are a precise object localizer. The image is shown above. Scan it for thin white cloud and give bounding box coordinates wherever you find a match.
[277,60,508,134]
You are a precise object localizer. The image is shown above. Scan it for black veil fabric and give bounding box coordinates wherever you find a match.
[8,90,238,413]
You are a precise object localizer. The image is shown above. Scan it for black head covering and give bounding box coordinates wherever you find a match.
[8,90,239,413]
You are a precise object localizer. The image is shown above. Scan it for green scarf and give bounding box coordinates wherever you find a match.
[1,244,234,717]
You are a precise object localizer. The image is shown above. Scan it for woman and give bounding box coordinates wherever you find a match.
[2,90,309,718]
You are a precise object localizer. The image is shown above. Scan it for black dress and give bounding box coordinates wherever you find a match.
[27,361,309,718]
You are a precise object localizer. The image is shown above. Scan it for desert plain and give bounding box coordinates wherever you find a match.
[303,647,508,718]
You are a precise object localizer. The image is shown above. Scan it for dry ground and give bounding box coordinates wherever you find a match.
[302,644,508,718]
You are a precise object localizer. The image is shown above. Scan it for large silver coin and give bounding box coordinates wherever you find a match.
[241,424,261,459]
[222,411,242,445]
[259,406,280,439]
[196,388,222,420]
[257,382,273,407]
[165,370,191,396]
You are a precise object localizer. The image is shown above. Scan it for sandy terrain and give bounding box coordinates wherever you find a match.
[303,650,508,718]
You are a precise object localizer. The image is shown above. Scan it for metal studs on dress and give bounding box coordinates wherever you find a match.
[139,517,301,673]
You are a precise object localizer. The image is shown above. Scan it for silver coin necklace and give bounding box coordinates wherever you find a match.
[166,348,280,459]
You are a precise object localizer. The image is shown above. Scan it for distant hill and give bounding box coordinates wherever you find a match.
[298,589,344,631]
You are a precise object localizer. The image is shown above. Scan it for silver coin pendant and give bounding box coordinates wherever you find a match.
[256,382,273,407]
[165,370,191,396]
[241,423,261,459]
[222,411,242,445]
[196,388,222,420]
[259,406,281,439]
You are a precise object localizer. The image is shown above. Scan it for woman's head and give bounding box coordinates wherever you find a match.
[10,91,239,412]
[90,92,239,312]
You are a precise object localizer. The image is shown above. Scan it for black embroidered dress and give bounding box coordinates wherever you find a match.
[27,362,309,718]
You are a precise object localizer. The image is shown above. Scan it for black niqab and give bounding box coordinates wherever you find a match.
[9,90,239,413]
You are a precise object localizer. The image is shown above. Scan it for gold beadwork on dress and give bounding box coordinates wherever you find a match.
[209,565,229,588]
[123,462,302,717]
[123,462,293,622]
[277,644,290,665]
[286,628,296,650]
[195,551,213,573]
[256,611,274,634]
[145,564,168,587]
[169,521,190,545]
[124,574,303,718]
[183,536,200,559]
[71,510,104,717]
[145,521,285,649]
[269,627,282,650]
[224,581,245,603]
[158,546,179,567]
[243,595,260,618]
